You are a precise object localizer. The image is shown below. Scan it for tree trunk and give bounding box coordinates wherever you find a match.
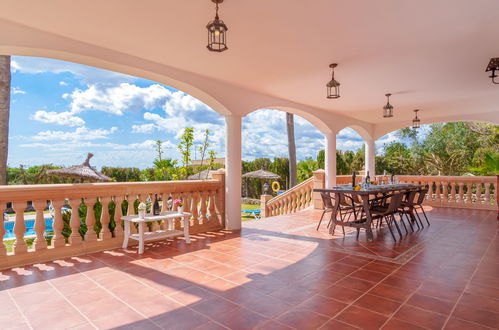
[0,55,11,185]
[286,112,297,188]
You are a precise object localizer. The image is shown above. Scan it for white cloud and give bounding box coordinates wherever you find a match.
[12,87,26,95]
[131,123,156,133]
[31,110,85,127]
[65,83,171,115]
[32,126,118,141]
[59,81,68,86]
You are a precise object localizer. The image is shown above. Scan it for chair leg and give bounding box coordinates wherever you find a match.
[399,213,409,234]
[420,206,430,226]
[342,225,346,236]
[356,228,360,238]
[413,210,422,229]
[385,216,397,241]
[415,208,425,228]
[331,224,336,235]
[316,211,325,230]
[404,213,415,232]
[391,214,403,237]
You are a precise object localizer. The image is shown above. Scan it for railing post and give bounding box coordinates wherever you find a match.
[99,197,112,240]
[260,194,272,218]
[0,210,7,258]
[211,170,226,228]
[69,198,83,246]
[84,198,98,242]
[12,202,27,255]
[113,196,124,238]
[33,200,48,251]
[312,170,325,209]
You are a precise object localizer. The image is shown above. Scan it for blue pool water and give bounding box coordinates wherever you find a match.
[3,217,54,239]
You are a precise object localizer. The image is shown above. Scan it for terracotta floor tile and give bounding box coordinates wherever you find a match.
[326,262,360,275]
[369,284,413,302]
[277,307,330,329]
[320,319,360,330]
[269,285,317,305]
[216,306,269,330]
[169,285,215,305]
[362,262,398,275]
[255,320,294,330]
[299,294,348,317]
[195,321,230,330]
[21,298,88,330]
[381,275,421,291]
[451,303,499,329]
[350,268,388,283]
[406,293,455,316]
[458,291,499,313]
[151,308,210,329]
[394,305,448,330]
[354,294,402,315]
[336,276,377,292]
[319,285,365,303]
[335,305,389,330]
[243,293,293,318]
[191,296,239,319]
[444,317,493,330]
[382,318,426,329]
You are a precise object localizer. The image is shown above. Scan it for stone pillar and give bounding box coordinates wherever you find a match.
[225,115,242,230]
[312,170,325,209]
[365,139,376,177]
[260,194,272,218]
[325,132,337,188]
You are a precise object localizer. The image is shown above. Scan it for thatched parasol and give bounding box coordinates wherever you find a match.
[187,169,218,180]
[46,153,111,182]
[242,169,280,180]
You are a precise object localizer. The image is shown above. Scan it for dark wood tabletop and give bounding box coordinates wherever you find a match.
[314,183,421,195]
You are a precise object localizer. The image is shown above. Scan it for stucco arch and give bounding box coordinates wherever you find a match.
[243,106,333,134]
[373,112,499,140]
[1,46,232,116]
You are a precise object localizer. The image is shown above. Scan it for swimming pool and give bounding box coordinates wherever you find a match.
[3,217,54,239]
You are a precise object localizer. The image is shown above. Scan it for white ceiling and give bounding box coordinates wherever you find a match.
[1,0,498,125]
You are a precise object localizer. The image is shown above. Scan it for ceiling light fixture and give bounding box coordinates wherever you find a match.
[326,63,340,99]
[485,57,499,84]
[412,109,421,129]
[383,93,394,118]
[206,0,228,52]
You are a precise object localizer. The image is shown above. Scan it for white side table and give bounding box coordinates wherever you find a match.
[121,211,191,254]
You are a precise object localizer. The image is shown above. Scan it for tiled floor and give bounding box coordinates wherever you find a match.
[0,207,497,329]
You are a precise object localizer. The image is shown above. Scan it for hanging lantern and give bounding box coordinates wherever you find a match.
[383,93,394,118]
[206,0,228,52]
[485,57,499,84]
[412,109,421,129]
[326,63,340,99]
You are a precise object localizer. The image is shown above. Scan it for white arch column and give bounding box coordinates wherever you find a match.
[324,132,337,188]
[225,115,242,230]
[365,139,376,176]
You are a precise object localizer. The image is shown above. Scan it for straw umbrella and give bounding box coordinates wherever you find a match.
[242,169,281,196]
[47,153,111,183]
[187,169,218,180]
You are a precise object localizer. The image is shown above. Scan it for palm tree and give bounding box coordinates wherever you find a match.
[286,112,297,188]
[0,55,10,185]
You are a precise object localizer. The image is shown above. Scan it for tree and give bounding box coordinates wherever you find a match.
[178,127,194,179]
[0,55,10,185]
[286,112,297,188]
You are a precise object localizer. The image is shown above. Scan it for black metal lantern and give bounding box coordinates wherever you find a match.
[485,57,499,84]
[326,63,340,99]
[412,109,421,129]
[206,0,228,52]
[383,93,394,118]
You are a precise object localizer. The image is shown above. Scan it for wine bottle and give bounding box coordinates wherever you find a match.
[352,171,356,188]
[366,171,370,187]
[153,194,160,215]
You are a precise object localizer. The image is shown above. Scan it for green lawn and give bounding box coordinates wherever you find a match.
[241,203,260,221]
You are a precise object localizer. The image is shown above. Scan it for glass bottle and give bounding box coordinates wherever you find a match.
[153,194,160,215]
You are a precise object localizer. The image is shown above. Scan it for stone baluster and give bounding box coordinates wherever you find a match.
[458,182,465,204]
[161,193,171,212]
[450,182,456,203]
[442,183,449,204]
[484,183,491,206]
[0,207,7,257]
[190,192,199,224]
[68,198,83,246]
[84,198,98,242]
[113,196,124,238]
[208,190,217,223]
[51,200,65,248]
[99,197,112,240]
[126,195,138,234]
[466,182,473,205]
[428,181,434,201]
[475,182,482,205]
[12,202,27,254]
[200,191,208,223]
[33,200,48,251]
[435,182,441,203]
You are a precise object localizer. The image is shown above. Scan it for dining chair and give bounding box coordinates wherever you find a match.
[413,186,430,226]
[317,192,334,230]
[370,192,406,240]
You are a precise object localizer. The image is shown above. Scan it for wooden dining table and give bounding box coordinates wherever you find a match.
[315,183,421,241]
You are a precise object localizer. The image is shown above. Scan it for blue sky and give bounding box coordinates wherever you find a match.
[8,56,397,169]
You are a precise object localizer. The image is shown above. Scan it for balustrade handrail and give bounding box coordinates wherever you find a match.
[266,177,313,204]
[0,180,222,202]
